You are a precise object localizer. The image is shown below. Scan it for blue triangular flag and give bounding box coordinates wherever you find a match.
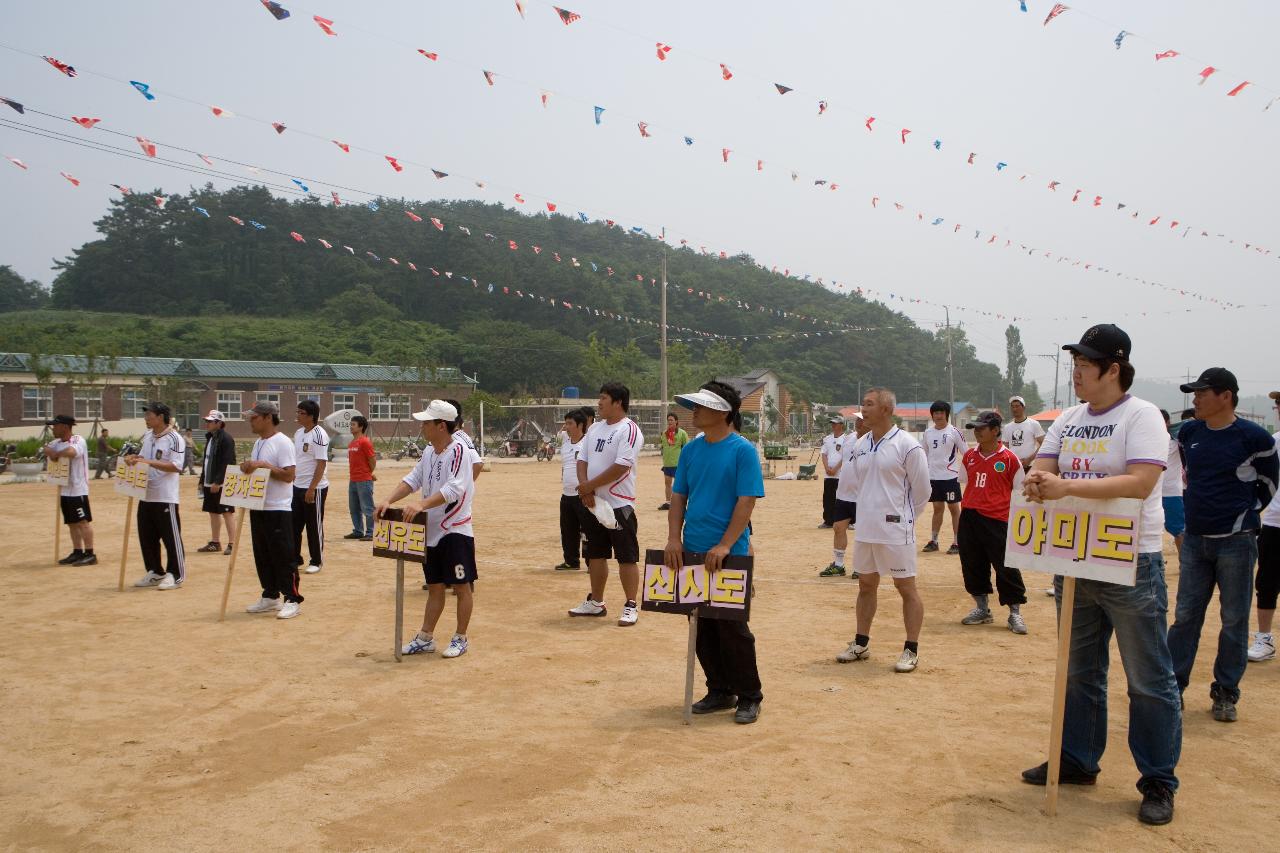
[593,106,604,125]
[129,81,156,101]
[578,211,588,222]
[194,206,209,217]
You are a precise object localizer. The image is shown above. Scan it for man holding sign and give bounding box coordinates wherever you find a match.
[241,402,301,619]
[664,381,765,724]
[44,414,96,566]
[127,403,187,590]
[1019,324,1181,826]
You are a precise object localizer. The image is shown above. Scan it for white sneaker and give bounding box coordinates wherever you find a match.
[277,601,301,619]
[133,571,164,588]
[836,641,871,663]
[1247,632,1275,662]
[618,601,639,626]
[1008,612,1028,635]
[402,633,437,655]
[567,595,607,617]
[245,596,282,614]
[305,564,322,574]
[894,649,919,673]
[442,634,469,658]
[156,574,181,590]
[961,607,993,625]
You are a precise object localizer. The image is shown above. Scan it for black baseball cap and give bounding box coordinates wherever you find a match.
[1063,324,1131,360]
[45,414,77,426]
[143,401,172,417]
[1180,367,1239,394]
[966,411,1003,430]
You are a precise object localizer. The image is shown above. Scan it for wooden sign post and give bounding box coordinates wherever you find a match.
[217,467,269,620]
[47,457,69,564]
[640,549,754,724]
[114,458,150,590]
[371,508,428,662]
[1004,494,1142,816]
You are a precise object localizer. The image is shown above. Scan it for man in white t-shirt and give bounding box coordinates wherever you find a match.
[819,416,846,528]
[1019,323,1180,827]
[445,399,484,481]
[292,400,329,574]
[1249,395,1280,663]
[834,388,931,673]
[126,402,187,590]
[43,414,96,566]
[242,402,302,619]
[555,409,587,571]
[568,382,645,626]
[922,401,967,555]
[820,412,869,577]
[1002,396,1045,472]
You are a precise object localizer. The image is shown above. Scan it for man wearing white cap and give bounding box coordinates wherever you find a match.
[197,410,237,555]
[819,416,846,528]
[379,400,477,659]
[821,411,869,577]
[1001,396,1045,473]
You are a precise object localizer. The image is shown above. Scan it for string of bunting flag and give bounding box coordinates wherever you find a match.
[7,2,1277,267]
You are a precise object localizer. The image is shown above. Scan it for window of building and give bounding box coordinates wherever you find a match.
[73,388,103,421]
[256,392,281,408]
[297,393,321,405]
[332,393,356,412]
[369,394,410,420]
[216,391,243,420]
[22,386,53,420]
[121,389,149,419]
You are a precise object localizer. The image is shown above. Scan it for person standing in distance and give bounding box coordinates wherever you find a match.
[44,414,96,565]
[127,402,187,590]
[379,400,478,659]
[1002,396,1045,473]
[659,412,689,511]
[835,388,931,672]
[291,400,329,575]
[1167,368,1277,723]
[1019,324,1180,826]
[344,415,377,541]
[818,416,846,528]
[1247,390,1280,663]
[665,381,765,724]
[821,412,868,577]
[196,410,237,555]
[242,402,302,618]
[922,401,966,555]
[554,409,587,571]
[568,382,644,625]
[1159,410,1186,554]
[94,427,113,479]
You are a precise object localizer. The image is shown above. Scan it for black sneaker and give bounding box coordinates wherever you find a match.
[1137,780,1175,825]
[553,562,580,571]
[1210,685,1238,722]
[73,554,98,566]
[58,551,84,565]
[921,541,939,553]
[945,543,960,556]
[1020,761,1098,786]
[658,502,670,511]
[734,699,761,724]
[342,532,363,540]
[691,693,737,714]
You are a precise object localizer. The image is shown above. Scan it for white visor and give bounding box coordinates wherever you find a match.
[412,399,458,422]
[674,389,731,412]
[1009,395,1026,405]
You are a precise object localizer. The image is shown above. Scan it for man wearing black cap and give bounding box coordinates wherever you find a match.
[43,414,96,566]
[125,402,187,590]
[1019,324,1181,826]
[242,401,302,619]
[1166,368,1278,724]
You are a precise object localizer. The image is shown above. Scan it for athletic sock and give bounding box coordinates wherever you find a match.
[904,640,919,654]
[417,631,433,642]
[974,594,989,611]
[855,634,870,648]
[833,549,845,567]
[1010,604,1021,615]
[624,599,637,608]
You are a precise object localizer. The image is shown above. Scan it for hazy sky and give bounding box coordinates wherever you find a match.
[1,1,1276,400]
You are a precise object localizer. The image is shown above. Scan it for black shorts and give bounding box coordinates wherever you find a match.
[930,479,962,504]
[833,499,856,524]
[60,495,92,525]
[424,533,478,586]
[577,502,640,564]
[202,488,236,514]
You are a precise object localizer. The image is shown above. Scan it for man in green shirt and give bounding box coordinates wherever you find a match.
[659,412,689,510]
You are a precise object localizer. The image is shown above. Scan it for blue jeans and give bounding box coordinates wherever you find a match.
[1055,553,1181,791]
[348,480,375,536]
[1167,531,1258,703]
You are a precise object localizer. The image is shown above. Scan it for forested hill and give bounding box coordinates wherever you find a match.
[7,185,1040,406]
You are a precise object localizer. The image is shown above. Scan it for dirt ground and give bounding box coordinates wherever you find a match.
[1,454,1277,851]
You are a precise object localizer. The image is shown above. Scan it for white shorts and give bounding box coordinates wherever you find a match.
[853,541,918,578]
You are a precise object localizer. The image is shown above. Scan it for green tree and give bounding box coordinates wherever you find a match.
[0,266,48,312]
[1005,324,1027,394]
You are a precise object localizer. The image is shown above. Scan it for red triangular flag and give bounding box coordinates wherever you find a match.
[332,140,349,153]
[313,15,337,35]
[418,49,438,61]
[59,171,80,187]
[405,211,422,222]
[483,70,496,86]
[136,136,157,157]
[655,43,672,61]
[719,63,733,81]
[71,116,99,129]
[554,7,581,25]
[271,122,286,134]
[385,155,403,172]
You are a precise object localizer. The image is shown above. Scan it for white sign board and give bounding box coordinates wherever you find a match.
[114,459,149,500]
[46,456,70,487]
[219,467,270,511]
[1004,494,1143,586]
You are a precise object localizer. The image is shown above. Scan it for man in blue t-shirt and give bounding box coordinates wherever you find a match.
[1168,367,1279,724]
[664,381,766,725]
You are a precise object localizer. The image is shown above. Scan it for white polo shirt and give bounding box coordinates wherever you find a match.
[821,431,845,479]
[845,427,931,544]
[582,417,643,509]
[140,428,184,504]
[48,434,90,498]
[923,424,967,481]
[561,437,583,497]
[293,425,329,490]
[251,432,297,511]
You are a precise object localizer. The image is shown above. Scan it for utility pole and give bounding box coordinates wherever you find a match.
[1033,348,1061,411]
[659,245,668,411]
[945,306,956,425]
[1182,368,1190,414]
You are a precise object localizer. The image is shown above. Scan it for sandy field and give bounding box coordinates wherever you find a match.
[1,454,1277,851]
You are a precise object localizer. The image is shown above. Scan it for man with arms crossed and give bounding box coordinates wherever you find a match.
[922,400,966,555]
[568,382,644,626]
[127,402,187,590]
[292,400,329,574]
[380,400,478,659]
[1019,324,1180,826]
[197,409,237,555]
[242,402,302,619]
[666,381,765,724]
[818,416,845,528]
[45,414,96,566]
[835,388,931,672]
[554,409,587,571]
[1167,368,1277,723]
[821,412,868,577]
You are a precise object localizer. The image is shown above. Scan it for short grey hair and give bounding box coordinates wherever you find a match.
[865,386,897,409]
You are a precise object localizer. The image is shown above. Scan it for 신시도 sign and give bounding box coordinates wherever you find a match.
[641,549,753,621]
[1004,494,1142,586]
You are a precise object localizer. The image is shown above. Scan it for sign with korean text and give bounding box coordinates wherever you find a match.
[1005,495,1142,586]
[114,459,149,500]
[219,467,270,510]
[46,457,70,487]
[640,549,753,621]
[372,508,428,564]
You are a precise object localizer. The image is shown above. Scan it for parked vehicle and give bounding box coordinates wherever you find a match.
[393,439,422,461]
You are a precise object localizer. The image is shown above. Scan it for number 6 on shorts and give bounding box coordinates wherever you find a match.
[454,564,466,580]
